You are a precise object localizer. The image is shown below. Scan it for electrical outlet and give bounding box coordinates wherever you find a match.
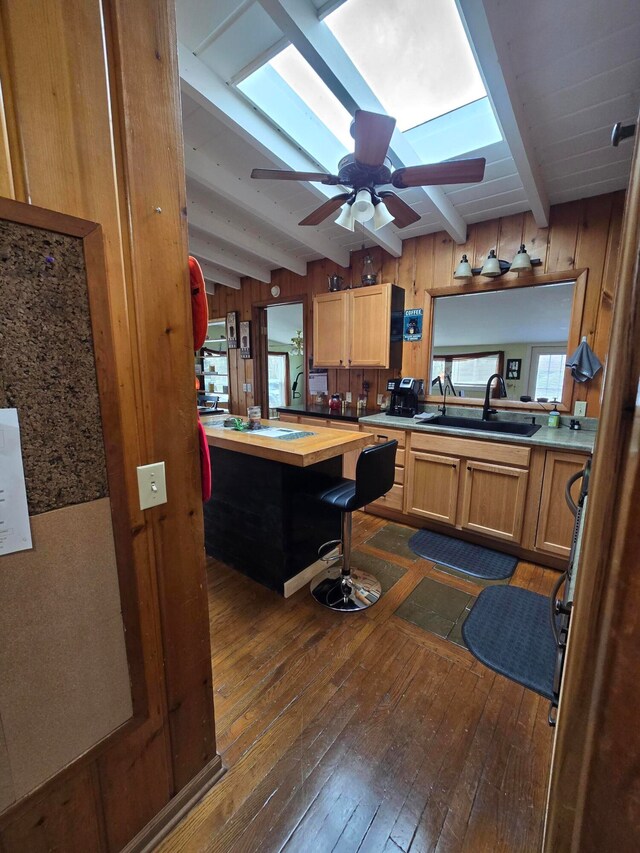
[377,394,383,405]
[136,462,167,510]
[574,401,587,417]
[345,392,352,403]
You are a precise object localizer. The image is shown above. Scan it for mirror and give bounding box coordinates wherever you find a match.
[430,281,576,403]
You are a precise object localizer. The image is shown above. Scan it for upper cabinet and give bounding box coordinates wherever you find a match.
[313,283,404,369]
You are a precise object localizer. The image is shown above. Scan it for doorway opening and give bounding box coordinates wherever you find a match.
[262,302,305,414]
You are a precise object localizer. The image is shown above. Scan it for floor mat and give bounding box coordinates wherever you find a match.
[350,549,407,594]
[408,529,517,581]
[365,523,418,562]
[395,577,475,648]
[462,585,556,700]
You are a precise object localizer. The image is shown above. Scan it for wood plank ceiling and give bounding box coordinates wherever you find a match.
[176,0,640,290]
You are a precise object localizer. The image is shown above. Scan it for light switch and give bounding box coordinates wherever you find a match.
[136,461,167,510]
[574,401,587,417]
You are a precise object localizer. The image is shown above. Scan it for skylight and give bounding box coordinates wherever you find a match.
[326,0,486,131]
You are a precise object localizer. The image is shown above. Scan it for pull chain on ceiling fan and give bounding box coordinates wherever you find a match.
[251,110,485,231]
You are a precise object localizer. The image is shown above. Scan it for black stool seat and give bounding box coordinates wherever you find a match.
[313,477,359,511]
[309,439,398,611]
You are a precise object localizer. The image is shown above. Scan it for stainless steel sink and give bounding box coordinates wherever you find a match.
[426,415,541,437]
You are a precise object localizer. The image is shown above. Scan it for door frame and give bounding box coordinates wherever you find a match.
[251,294,309,416]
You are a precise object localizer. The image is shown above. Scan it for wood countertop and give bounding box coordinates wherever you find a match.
[201,416,372,467]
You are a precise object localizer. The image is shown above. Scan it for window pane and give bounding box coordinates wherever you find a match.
[535,354,566,400]
[450,354,499,386]
[431,358,445,381]
[268,354,287,407]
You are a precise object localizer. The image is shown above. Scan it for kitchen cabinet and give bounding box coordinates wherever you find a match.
[404,451,459,524]
[312,283,404,369]
[535,451,587,557]
[461,460,529,542]
[361,425,407,511]
[403,432,531,544]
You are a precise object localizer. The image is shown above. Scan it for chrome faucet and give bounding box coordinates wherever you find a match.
[482,373,507,420]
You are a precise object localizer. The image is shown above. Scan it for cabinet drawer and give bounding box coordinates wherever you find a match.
[299,416,329,427]
[325,420,361,432]
[368,483,404,512]
[394,466,404,485]
[395,448,405,467]
[410,431,529,467]
[361,425,407,448]
[278,414,299,423]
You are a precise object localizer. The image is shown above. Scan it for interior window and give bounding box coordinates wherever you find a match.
[530,347,567,401]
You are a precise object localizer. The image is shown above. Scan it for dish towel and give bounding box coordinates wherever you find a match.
[566,336,602,382]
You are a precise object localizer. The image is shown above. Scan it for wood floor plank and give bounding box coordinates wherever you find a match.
[159,514,555,853]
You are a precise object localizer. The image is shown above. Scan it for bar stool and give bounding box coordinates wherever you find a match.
[309,440,398,611]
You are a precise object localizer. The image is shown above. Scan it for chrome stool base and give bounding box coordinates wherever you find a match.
[310,565,382,611]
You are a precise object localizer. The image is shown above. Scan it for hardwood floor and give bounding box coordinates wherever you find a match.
[159,514,556,852]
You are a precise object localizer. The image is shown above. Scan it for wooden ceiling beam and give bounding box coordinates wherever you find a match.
[189,232,272,282]
[456,0,550,227]
[196,258,242,290]
[187,196,308,276]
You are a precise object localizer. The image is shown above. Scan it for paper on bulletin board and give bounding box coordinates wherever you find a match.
[0,409,33,556]
[309,369,328,395]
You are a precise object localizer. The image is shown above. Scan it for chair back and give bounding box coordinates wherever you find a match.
[354,440,398,508]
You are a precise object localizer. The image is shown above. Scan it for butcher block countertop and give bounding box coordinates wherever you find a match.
[201,415,371,467]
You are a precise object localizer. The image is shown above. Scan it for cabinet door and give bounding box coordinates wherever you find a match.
[312,292,348,367]
[405,451,460,524]
[536,451,588,557]
[461,461,529,543]
[348,284,391,367]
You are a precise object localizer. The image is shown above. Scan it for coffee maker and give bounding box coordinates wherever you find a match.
[387,377,423,417]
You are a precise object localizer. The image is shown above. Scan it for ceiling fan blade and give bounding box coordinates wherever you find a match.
[353,110,396,167]
[378,192,421,229]
[299,193,352,226]
[391,158,486,188]
[251,168,339,184]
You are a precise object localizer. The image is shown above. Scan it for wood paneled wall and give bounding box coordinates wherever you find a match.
[0,1,216,850]
[209,192,625,419]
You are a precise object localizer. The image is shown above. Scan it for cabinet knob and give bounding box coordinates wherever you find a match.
[467,465,471,471]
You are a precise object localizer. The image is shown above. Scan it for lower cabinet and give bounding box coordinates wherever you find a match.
[460,460,529,543]
[404,433,531,545]
[535,451,587,558]
[404,451,459,524]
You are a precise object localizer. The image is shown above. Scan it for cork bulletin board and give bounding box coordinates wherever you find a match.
[0,220,108,513]
[0,199,140,811]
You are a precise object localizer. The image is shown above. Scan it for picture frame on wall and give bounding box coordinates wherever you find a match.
[226,311,238,348]
[239,320,252,359]
[506,358,522,380]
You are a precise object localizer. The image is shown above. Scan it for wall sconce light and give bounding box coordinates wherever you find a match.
[453,243,541,280]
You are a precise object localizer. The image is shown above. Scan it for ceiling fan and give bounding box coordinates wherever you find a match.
[250,109,486,231]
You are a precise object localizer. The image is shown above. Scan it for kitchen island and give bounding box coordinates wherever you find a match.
[201,416,371,595]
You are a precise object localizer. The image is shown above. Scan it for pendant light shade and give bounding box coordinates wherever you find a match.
[480,249,501,277]
[351,189,375,223]
[510,243,532,272]
[372,201,395,230]
[335,203,355,231]
[453,253,473,279]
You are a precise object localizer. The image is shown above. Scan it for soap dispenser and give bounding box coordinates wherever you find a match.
[547,403,560,429]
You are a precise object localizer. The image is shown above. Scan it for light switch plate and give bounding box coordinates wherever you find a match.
[574,401,587,417]
[136,461,167,510]
[377,394,383,405]
[345,392,352,403]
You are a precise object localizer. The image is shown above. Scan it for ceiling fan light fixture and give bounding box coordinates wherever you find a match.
[509,243,532,272]
[372,200,395,230]
[453,254,473,279]
[335,203,355,231]
[481,249,502,277]
[351,189,375,223]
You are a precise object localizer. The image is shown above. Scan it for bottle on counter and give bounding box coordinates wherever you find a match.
[547,403,560,429]
[329,394,341,412]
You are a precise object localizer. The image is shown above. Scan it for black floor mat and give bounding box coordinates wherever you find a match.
[462,585,556,700]
[408,529,517,581]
